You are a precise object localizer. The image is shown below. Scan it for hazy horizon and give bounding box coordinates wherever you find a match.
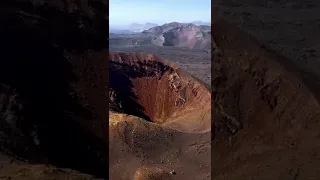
[109,0,211,29]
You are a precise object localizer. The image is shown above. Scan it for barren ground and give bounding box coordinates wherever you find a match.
[212,1,320,179]
[213,0,320,78]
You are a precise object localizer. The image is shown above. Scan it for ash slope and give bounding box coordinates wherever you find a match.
[212,18,320,179]
[109,52,211,180]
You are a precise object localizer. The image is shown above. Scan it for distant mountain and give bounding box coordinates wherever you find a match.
[109,23,158,34]
[142,22,211,49]
[129,23,158,32]
[192,21,211,26]
[142,22,183,35]
[109,28,134,34]
[142,22,211,35]
[109,22,211,49]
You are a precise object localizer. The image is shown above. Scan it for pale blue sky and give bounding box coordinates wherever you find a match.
[109,0,211,28]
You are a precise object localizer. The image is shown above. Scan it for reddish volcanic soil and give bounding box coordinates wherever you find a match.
[109,52,211,179]
[212,17,320,179]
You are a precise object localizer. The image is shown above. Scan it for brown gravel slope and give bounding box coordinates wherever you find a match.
[212,17,320,180]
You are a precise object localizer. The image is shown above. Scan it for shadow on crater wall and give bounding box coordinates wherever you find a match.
[109,59,174,122]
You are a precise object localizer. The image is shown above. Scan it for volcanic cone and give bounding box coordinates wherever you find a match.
[109,52,211,180]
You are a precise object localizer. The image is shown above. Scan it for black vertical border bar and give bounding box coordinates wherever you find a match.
[211,2,217,180]
[106,0,110,179]
[211,7,224,179]
[91,0,110,177]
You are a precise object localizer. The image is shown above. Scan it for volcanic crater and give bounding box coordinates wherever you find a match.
[109,52,211,180]
[109,52,211,132]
